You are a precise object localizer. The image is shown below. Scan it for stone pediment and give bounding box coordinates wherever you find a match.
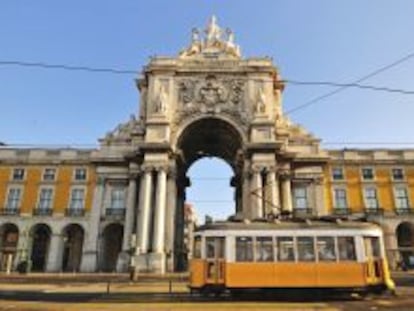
[100,114,144,145]
[179,16,241,60]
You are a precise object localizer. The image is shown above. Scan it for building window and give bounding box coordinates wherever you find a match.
[293,187,308,209]
[110,188,125,209]
[43,168,56,181]
[332,167,344,180]
[12,168,25,181]
[361,168,374,180]
[364,187,379,209]
[334,188,348,209]
[392,168,404,181]
[37,188,53,210]
[395,187,409,209]
[69,188,85,209]
[74,168,87,181]
[6,188,22,210]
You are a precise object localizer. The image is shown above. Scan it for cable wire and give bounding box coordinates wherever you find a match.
[285,51,414,114]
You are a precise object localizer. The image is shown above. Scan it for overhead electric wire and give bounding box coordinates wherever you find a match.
[0,60,137,74]
[285,51,414,115]
[1,58,414,97]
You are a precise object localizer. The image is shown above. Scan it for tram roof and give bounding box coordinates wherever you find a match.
[196,218,381,232]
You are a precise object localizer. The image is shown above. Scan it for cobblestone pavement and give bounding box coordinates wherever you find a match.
[0,272,413,310]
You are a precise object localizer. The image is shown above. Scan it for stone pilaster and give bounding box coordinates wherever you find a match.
[80,177,105,272]
[122,175,138,252]
[45,233,64,272]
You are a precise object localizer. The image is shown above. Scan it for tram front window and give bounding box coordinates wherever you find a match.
[206,237,215,259]
[193,236,201,259]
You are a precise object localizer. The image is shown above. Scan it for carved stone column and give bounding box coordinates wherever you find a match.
[251,167,263,219]
[266,168,280,216]
[242,169,251,219]
[280,170,293,213]
[166,167,177,272]
[150,167,168,274]
[153,167,167,253]
[136,167,153,254]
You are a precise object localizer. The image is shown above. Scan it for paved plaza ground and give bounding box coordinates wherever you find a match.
[0,272,413,310]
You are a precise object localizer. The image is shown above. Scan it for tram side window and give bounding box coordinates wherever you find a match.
[193,236,202,259]
[317,237,336,261]
[338,237,356,261]
[236,237,253,262]
[206,237,215,259]
[278,237,295,261]
[297,237,315,262]
[255,237,274,262]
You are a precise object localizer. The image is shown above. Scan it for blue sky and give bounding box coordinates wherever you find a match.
[1,1,414,221]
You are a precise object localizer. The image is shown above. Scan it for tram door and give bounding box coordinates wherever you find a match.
[205,237,225,285]
[364,237,382,284]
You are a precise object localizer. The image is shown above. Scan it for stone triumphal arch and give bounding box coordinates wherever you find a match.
[82,16,327,274]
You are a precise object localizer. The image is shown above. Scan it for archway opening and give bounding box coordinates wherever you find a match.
[174,117,244,271]
[397,222,414,267]
[62,224,84,272]
[186,157,235,223]
[101,223,123,272]
[30,224,51,272]
[0,223,19,272]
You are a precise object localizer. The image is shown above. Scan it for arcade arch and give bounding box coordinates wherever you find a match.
[30,224,51,272]
[0,223,19,272]
[101,223,123,272]
[396,221,414,266]
[62,224,84,272]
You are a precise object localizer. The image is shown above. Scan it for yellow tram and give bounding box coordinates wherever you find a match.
[189,219,395,295]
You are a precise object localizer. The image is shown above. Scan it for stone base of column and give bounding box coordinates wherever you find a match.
[116,251,130,273]
[134,253,166,274]
[80,251,97,272]
[166,251,174,273]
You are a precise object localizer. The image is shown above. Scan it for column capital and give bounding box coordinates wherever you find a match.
[141,165,154,174]
[155,165,169,173]
[278,169,292,180]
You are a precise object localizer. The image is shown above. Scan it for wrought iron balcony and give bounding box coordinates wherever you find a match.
[65,208,85,217]
[395,208,414,215]
[105,208,126,217]
[293,208,314,218]
[0,207,20,216]
[364,207,384,216]
[33,208,53,216]
[332,208,352,216]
